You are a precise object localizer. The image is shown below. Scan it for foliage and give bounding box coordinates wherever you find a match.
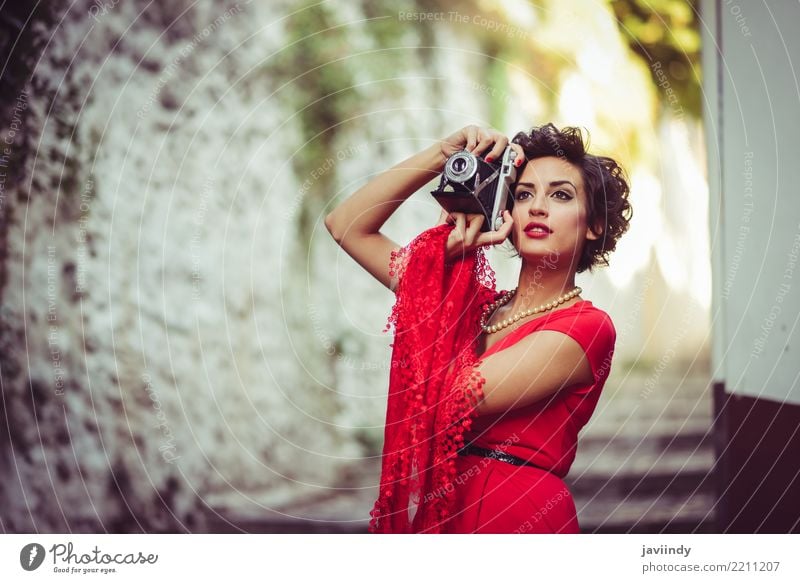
[610,0,702,117]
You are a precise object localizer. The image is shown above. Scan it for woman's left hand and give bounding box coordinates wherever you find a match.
[435,209,515,262]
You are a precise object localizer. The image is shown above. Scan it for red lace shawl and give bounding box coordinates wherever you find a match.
[368,223,500,534]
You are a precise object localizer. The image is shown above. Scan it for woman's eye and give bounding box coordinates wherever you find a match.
[516,190,572,201]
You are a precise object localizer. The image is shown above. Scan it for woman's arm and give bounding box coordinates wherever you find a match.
[325,126,523,292]
[324,143,445,292]
[473,330,595,416]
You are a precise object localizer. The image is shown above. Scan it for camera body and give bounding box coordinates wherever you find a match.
[431,147,518,233]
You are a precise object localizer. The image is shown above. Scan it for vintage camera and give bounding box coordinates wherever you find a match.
[430,147,518,233]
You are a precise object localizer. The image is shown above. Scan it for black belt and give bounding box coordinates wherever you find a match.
[457,443,541,469]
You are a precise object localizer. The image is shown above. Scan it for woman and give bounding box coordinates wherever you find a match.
[325,124,631,533]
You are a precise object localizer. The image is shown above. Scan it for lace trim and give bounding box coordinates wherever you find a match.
[369,224,499,533]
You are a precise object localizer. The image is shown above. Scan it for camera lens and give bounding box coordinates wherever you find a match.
[445,151,478,183]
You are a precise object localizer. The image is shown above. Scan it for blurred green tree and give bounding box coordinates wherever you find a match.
[610,0,701,117]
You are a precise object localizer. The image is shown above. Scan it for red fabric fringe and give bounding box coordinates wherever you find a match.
[368,224,500,533]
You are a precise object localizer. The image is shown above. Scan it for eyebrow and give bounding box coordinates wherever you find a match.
[515,180,578,191]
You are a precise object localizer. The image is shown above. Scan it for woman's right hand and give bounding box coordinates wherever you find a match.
[436,126,522,262]
[435,208,515,263]
[439,125,525,164]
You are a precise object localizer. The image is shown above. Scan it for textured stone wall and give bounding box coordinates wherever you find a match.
[0,0,507,532]
[0,0,707,532]
[0,0,404,532]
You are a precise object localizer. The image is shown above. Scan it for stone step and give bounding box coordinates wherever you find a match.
[570,450,715,486]
[201,480,378,533]
[568,429,718,533]
[573,429,715,492]
[202,511,369,534]
[199,454,719,534]
[574,491,718,533]
[578,425,713,455]
[581,413,714,438]
[566,464,715,498]
[199,488,719,534]
[199,408,719,533]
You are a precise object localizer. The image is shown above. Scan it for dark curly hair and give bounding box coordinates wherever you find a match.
[506,123,632,273]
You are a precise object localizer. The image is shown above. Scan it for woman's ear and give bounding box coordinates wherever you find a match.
[585,220,603,241]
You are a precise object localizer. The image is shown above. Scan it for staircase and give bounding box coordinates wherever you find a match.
[201,366,718,533]
[566,366,718,533]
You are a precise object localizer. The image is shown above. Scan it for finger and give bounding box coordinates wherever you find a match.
[510,143,526,167]
[453,213,467,238]
[477,210,513,246]
[449,213,468,258]
[484,134,509,163]
[472,132,495,157]
[465,213,484,243]
[465,126,479,152]
[498,209,515,239]
[437,208,454,226]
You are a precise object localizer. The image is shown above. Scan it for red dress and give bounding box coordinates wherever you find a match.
[369,225,616,534]
[440,297,616,534]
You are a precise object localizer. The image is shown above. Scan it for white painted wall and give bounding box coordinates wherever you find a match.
[704,0,800,403]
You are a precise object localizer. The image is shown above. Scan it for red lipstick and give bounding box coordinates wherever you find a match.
[524,221,552,238]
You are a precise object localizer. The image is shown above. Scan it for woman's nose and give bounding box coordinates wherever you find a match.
[528,193,548,215]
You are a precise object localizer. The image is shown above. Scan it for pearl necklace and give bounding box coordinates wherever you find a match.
[480,286,582,334]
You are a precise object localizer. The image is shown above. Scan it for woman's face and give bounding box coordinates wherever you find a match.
[509,155,600,268]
